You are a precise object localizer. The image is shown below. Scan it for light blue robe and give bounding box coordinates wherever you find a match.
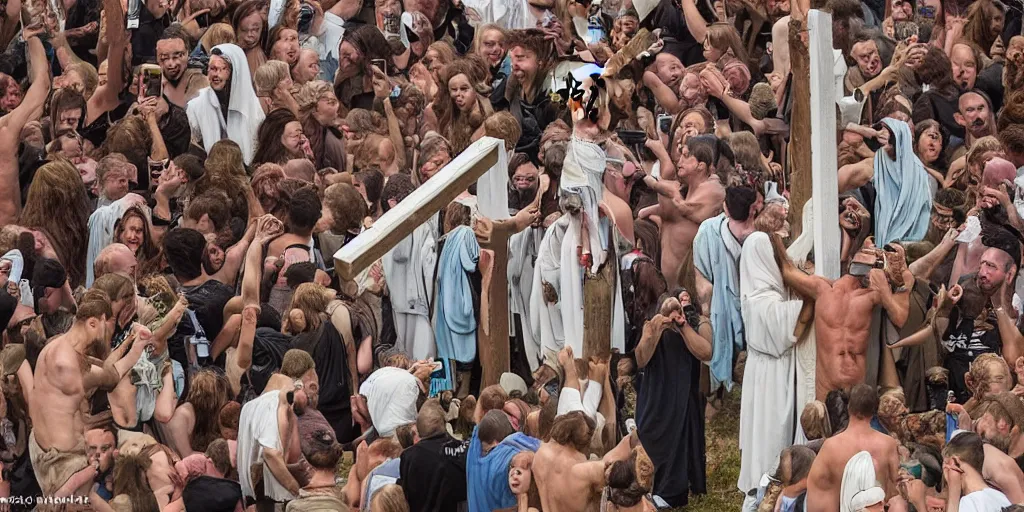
[693,213,744,392]
[433,226,480,393]
[873,118,932,245]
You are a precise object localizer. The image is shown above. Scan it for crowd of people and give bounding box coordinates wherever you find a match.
[1,0,1024,507]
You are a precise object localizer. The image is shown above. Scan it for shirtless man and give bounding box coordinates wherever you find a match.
[777,227,910,397]
[533,412,635,512]
[29,290,151,499]
[639,134,725,287]
[0,26,49,225]
[157,26,209,108]
[806,384,900,512]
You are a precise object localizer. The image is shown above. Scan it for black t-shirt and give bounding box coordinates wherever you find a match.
[168,279,234,369]
[645,0,703,66]
[399,433,469,512]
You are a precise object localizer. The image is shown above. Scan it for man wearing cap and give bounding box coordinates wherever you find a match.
[943,430,1011,511]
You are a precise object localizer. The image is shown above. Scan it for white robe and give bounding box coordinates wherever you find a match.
[382,215,437,360]
[530,215,569,363]
[185,43,265,165]
[737,232,804,493]
[509,227,541,369]
[237,390,295,502]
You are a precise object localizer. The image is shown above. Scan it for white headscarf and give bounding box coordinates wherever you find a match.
[185,43,266,165]
[840,451,878,512]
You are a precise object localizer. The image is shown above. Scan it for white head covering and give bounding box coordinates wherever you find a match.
[840,451,878,512]
[189,44,266,165]
[850,487,885,511]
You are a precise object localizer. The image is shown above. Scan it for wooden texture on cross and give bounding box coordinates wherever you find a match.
[583,256,616,361]
[334,137,502,280]
[478,221,515,389]
[787,17,811,241]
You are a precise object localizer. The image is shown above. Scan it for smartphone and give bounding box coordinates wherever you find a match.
[195,11,210,27]
[658,114,673,134]
[371,58,387,76]
[382,12,400,36]
[142,66,162,98]
[918,5,935,18]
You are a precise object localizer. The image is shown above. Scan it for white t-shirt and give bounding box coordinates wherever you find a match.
[959,488,1011,512]
[237,390,296,502]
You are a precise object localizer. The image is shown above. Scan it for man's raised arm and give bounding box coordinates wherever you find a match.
[0,29,50,225]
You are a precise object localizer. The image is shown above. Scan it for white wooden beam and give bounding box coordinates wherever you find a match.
[334,137,502,280]
[808,9,841,280]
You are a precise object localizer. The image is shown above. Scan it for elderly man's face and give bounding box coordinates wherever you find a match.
[978,247,1014,296]
[958,93,993,138]
[851,39,882,78]
[512,162,539,191]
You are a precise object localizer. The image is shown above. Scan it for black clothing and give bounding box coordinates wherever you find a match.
[635,329,706,507]
[645,0,704,66]
[490,77,559,163]
[65,0,100,65]
[913,88,965,140]
[168,279,234,371]
[131,6,171,66]
[399,433,469,512]
[293,320,356,443]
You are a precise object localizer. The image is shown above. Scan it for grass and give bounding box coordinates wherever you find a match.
[685,387,745,512]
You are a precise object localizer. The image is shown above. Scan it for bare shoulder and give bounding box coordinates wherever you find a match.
[694,178,726,200]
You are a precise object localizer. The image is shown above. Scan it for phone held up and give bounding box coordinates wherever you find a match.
[141,65,162,98]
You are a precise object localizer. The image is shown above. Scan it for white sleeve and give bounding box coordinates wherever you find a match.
[319,12,346,59]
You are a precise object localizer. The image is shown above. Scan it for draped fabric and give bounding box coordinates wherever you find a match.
[872,118,932,245]
[382,215,438,360]
[509,228,541,370]
[839,451,877,512]
[530,216,569,362]
[185,43,265,165]
[737,232,804,494]
[435,225,480,368]
[635,328,706,507]
[693,213,744,392]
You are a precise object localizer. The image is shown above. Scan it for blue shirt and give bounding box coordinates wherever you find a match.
[466,429,540,512]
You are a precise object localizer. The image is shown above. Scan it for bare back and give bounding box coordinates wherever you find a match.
[534,442,600,512]
[806,424,899,512]
[815,275,881,398]
[29,337,88,451]
[659,178,724,287]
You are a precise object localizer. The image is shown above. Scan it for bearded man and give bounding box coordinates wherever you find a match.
[30,290,152,500]
[186,43,264,164]
[157,25,208,107]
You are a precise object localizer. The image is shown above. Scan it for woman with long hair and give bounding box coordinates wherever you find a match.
[163,368,233,457]
[431,57,494,154]
[295,80,347,171]
[335,24,394,113]
[113,205,164,277]
[19,158,91,288]
[44,87,87,142]
[253,108,311,167]
[190,140,259,220]
[472,24,510,87]
[963,0,1005,57]
[255,60,300,115]
[232,0,268,77]
[266,25,300,67]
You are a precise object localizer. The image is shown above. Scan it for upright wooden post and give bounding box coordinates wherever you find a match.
[787,17,812,241]
[583,260,615,361]
[478,223,514,389]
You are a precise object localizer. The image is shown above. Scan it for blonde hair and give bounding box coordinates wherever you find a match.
[284,282,333,334]
[472,23,507,56]
[255,60,291,97]
[64,61,99,99]
[370,484,409,512]
[201,23,237,52]
[295,80,334,112]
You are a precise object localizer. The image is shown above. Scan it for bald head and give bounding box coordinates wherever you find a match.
[94,243,137,280]
[284,159,317,182]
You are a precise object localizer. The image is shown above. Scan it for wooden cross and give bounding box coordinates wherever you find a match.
[335,137,515,388]
[788,10,841,429]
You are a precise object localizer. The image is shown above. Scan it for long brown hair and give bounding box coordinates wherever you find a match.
[113,206,162,275]
[963,0,1004,56]
[113,450,161,512]
[186,369,232,452]
[432,57,493,154]
[19,158,91,288]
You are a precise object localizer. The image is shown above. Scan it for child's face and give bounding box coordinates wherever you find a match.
[509,456,533,495]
